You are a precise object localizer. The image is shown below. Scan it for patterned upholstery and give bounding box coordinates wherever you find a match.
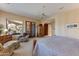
[3,40,20,50]
[0,35,21,56]
[0,43,3,48]
[0,35,12,44]
[18,35,29,42]
[0,48,13,56]
[0,42,14,56]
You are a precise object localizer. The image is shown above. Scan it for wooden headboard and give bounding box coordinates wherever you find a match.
[0,35,12,44]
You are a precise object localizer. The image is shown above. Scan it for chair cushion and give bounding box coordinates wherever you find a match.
[18,35,29,42]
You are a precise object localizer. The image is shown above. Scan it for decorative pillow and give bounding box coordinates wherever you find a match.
[3,40,20,50]
[0,43,4,51]
[0,43,3,48]
[8,41,20,50]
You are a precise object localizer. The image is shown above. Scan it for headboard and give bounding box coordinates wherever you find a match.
[0,35,12,44]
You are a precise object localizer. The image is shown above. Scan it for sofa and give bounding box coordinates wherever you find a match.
[0,35,20,56]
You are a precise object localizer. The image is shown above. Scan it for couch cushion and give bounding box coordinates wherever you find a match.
[0,43,14,56]
[3,40,20,50]
[18,35,29,42]
[0,43,3,48]
[0,43,4,51]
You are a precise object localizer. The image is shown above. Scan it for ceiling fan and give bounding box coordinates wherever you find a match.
[40,5,48,19]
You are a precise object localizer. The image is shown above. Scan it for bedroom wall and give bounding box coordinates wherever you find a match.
[54,8,79,39]
[0,10,38,34]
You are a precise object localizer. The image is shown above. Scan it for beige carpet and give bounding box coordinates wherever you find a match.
[12,37,45,56]
[13,39,33,56]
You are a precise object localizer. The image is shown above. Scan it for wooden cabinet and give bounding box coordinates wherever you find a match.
[37,23,48,37]
[44,23,48,35]
[25,21,36,37]
[37,24,44,37]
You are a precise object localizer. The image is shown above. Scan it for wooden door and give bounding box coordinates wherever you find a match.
[25,21,32,37]
[44,23,48,35]
[25,21,36,37]
[37,24,43,37]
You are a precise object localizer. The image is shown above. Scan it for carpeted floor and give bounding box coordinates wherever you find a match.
[12,37,45,56]
[13,39,34,56]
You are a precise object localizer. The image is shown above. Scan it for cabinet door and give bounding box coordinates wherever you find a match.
[44,23,48,35]
[26,21,36,37]
[37,24,43,37]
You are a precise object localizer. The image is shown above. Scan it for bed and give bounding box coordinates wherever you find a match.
[33,36,79,56]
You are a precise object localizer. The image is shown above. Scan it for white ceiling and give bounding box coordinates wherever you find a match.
[0,3,79,19]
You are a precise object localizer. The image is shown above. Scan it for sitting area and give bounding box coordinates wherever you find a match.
[0,30,30,56]
[0,43,13,56]
[0,35,20,56]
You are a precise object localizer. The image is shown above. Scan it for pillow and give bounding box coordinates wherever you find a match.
[0,43,3,48]
[8,41,20,50]
[0,43,14,56]
[3,40,20,50]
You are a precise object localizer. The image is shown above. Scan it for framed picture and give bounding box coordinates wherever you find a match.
[66,23,78,29]
[6,19,23,34]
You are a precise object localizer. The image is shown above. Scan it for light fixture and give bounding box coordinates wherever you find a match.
[40,5,47,19]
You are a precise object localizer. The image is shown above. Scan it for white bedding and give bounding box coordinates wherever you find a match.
[33,36,79,56]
